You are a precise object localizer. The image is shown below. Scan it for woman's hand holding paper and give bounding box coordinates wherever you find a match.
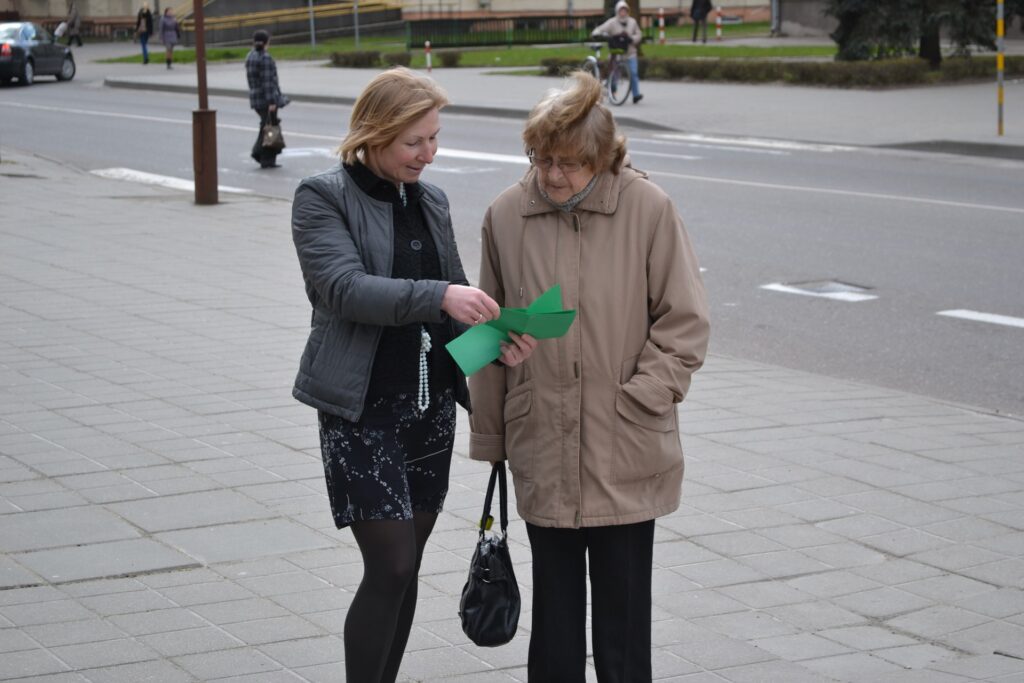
[498,332,538,367]
[442,285,501,326]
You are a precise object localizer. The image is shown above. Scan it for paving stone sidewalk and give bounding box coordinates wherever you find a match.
[1,149,1023,683]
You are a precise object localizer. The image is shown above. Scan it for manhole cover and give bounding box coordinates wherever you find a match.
[761,279,877,302]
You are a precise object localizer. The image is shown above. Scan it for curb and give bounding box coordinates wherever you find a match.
[102,77,679,132]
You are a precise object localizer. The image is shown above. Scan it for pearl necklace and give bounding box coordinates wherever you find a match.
[417,326,431,413]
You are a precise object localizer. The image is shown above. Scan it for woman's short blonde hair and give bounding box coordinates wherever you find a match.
[522,71,627,174]
[339,67,449,164]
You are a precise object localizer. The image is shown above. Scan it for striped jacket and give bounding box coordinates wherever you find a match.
[245,49,286,111]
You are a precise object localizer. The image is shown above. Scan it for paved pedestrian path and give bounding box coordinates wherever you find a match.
[1,148,1023,682]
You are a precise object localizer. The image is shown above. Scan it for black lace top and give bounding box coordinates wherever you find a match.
[343,162,456,399]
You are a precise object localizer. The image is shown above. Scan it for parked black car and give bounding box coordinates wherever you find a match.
[0,22,76,86]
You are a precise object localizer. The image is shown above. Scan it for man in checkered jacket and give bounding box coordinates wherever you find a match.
[246,30,289,169]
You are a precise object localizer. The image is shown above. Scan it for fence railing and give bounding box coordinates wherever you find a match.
[405,15,654,49]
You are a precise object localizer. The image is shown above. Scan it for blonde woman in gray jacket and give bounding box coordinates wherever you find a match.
[291,67,535,682]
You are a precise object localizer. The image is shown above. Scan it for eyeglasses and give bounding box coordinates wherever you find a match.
[527,151,584,174]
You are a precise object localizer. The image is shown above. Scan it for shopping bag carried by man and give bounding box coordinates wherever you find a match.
[261,118,285,153]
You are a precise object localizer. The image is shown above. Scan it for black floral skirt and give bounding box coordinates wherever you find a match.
[317,388,455,529]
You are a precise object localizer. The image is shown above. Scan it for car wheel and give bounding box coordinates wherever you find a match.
[56,55,75,81]
[19,58,33,86]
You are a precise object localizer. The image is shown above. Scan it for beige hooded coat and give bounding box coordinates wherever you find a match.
[469,164,709,528]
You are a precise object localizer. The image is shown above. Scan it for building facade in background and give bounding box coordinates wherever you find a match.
[6,0,770,23]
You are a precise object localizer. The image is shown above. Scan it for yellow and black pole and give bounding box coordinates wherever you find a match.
[192,0,218,204]
[997,0,1005,136]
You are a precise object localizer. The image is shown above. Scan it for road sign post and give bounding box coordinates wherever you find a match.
[308,0,316,51]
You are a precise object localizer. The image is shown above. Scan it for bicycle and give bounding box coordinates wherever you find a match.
[581,37,632,106]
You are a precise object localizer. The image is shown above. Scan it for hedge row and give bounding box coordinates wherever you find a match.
[330,50,462,68]
[540,55,1024,87]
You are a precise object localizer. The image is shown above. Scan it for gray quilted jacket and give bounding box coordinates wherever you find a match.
[291,166,470,420]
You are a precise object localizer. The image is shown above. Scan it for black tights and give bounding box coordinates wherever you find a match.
[345,513,438,683]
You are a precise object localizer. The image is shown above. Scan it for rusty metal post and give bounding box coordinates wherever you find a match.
[192,0,218,204]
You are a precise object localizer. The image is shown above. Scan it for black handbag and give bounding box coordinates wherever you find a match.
[261,118,285,152]
[459,461,521,647]
[608,33,632,51]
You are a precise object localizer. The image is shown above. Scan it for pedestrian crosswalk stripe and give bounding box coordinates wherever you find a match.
[937,309,1024,329]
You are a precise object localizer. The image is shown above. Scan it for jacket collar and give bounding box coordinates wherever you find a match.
[519,157,646,218]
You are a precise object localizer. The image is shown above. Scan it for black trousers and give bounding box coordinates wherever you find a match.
[526,520,655,683]
[251,108,279,167]
[692,19,708,42]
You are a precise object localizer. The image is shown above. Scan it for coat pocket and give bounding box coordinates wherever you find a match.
[503,388,534,481]
[612,389,682,483]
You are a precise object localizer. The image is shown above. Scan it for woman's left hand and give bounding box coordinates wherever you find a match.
[499,332,538,367]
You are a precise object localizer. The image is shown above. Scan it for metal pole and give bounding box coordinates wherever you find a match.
[771,0,780,36]
[192,0,217,204]
[997,0,1005,136]
[354,0,360,49]
[308,0,316,51]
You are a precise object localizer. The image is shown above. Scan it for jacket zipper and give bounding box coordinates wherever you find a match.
[571,211,583,529]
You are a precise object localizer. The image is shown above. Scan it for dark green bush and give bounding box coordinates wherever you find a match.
[438,51,462,68]
[540,57,578,77]
[383,52,412,67]
[540,54,1022,88]
[330,51,381,68]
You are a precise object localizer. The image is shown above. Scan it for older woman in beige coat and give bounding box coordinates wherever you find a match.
[469,72,709,682]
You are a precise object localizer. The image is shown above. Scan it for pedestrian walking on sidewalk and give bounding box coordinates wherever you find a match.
[65,1,82,47]
[136,3,153,64]
[690,0,713,43]
[159,8,179,69]
[469,72,709,683]
[245,30,288,169]
[290,67,534,683]
[592,0,644,103]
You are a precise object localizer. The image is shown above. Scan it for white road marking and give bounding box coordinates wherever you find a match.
[761,283,878,302]
[629,149,703,161]
[655,133,857,153]
[633,137,787,156]
[4,101,340,142]
[436,149,528,165]
[653,171,1024,216]
[278,147,339,158]
[432,166,502,174]
[91,168,252,193]
[937,309,1024,329]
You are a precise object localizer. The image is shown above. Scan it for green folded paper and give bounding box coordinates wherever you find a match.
[445,285,576,376]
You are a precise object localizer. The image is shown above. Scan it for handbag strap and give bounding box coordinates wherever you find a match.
[479,461,509,537]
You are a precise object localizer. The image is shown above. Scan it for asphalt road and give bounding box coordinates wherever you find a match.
[3,73,1023,418]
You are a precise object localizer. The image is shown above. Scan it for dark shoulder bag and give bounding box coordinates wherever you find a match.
[261,117,285,153]
[459,461,521,647]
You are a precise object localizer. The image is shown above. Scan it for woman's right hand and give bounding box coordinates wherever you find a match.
[442,285,501,326]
